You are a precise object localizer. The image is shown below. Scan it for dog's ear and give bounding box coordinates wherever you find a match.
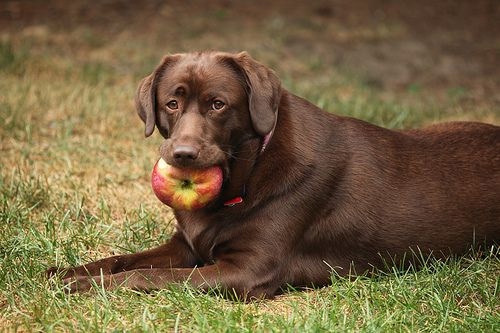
[230,52,282,136]
[135,73,156,137]
[135,55,179,137]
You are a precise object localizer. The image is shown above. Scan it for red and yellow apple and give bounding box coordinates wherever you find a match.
[151,158,223,210]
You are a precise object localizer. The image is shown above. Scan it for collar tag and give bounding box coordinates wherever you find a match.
[223,196,244,207]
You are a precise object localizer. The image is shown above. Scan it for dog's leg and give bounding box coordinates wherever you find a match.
[66,260,277,300]
[47,232,197,279]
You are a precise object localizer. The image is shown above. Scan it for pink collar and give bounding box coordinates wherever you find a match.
[260,128,274,154]
[260,108,278,155]
[223,110,278,207]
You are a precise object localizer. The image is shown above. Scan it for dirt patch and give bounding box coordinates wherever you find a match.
[1,0,499,106]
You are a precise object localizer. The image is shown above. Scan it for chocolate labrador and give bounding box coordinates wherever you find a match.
[48,51,500,299]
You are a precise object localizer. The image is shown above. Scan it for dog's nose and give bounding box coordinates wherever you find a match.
[173,145,199,161]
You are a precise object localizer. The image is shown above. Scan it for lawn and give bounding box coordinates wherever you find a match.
[1,1,499,331]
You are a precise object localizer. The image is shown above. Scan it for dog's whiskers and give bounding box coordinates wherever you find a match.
[220,149,256,162]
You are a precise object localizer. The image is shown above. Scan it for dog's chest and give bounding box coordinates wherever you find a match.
[176,211,222,264]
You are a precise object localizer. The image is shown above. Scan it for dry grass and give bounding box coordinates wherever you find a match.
[1,1,499,331]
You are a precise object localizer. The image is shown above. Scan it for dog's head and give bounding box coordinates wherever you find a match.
[135,51,281,174]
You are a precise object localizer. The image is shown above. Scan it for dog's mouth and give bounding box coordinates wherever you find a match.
[158,136,262,207]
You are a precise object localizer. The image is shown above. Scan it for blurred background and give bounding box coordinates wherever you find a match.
[2,0,499,113]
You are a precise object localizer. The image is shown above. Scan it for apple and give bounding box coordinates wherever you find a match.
[151,158,223,210]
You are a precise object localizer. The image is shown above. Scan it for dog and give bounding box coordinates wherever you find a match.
[48,51,500,299]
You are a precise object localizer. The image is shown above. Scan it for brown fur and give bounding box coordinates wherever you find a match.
[48,51,500,299]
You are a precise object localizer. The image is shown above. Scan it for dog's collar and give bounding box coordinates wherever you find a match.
[223,110,278,207]
[223,184,246,207]
[259,115,277,154]
[261,107,279,154]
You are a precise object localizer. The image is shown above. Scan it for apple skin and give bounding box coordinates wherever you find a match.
[151,158,223,211]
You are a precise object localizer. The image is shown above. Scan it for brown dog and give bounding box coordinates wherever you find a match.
[48,51,500,299]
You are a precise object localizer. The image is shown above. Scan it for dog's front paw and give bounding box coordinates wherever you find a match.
[45,267,84,293]
[62,276,96,293]
[62,274,118,293]
[46,266,60,279]
[46,266,76,280]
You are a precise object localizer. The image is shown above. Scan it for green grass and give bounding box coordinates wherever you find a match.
[1,9,499,332]
[1,186,499,332]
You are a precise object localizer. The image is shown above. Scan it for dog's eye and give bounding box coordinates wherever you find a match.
[166,100,178,110]
[212,100,225,111]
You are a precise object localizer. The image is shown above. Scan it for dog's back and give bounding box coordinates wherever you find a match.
[280,91,500,275]
[321,116,500,270]
[399,121,500,250]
